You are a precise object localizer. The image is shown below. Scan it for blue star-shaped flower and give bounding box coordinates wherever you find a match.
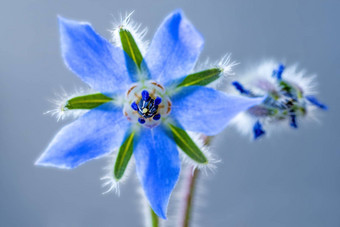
[36,10,263,218]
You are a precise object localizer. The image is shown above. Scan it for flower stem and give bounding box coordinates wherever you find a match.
[181,135,210,227]
[181,167,200,227]
[150,206,159,227]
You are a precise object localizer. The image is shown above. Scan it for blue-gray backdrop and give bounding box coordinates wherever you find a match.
[1,0,339,226]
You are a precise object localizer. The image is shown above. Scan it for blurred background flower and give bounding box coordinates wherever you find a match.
[230,60,327,140]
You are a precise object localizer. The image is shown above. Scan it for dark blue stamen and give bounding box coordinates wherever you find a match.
[153,114,161,121]
[232,81,251,95]
[289,114,298,128]
[149,105,158,114]
[131,102,138,111]
[141,90,150,101]
[305,95,328,110]
[273,64,285,80]
[253,120,265,140]
[138,118,145,124]
[154,97,162,105]
[137,92,160,119]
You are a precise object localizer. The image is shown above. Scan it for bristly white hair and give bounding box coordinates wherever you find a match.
[179,132,220,175]
[110,11,149,55]
[228,60,317,96]
[229,60,320,139]
[217,54,239,77]
[44,86,94,121]
[195,54,239,90]
[100,150,135,196]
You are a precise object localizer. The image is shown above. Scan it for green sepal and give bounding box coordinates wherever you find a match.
[119,28,143,70]
[168,124,208,164]
[279,80,294,94]
[177,68,223,88]
[114,131,135,180]
[64,93,113,110]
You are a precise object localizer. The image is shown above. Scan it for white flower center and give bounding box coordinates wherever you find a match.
[123,81,172,128]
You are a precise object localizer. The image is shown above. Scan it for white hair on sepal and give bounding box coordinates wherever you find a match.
[179,132,220,175]
[236,60,318,96]
[110,11,149,55]
[213,54,239,90]
[282,63,318,96]
[194,54,239,90]
[230,110,295,140]
[217,54,239,76]
[100,150,135,196]
[44,86,94,121]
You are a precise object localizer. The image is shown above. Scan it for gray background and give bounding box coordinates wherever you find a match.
[1,0,339,226]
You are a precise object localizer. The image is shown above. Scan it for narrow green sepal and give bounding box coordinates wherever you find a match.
[177,68,223,88]
[279,80,294,94]
[114,131,135,180]
[119,28,144,70]
[168,124,208,164]
[64,93,113,110]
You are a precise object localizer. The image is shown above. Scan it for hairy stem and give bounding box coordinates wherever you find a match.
[181,135,211,227]
[181,167,200,227]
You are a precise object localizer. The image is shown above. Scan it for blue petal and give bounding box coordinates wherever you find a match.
[253,121,265,140]
[272,64,285,80]
[134,126,180,219]
[289,113,298,129]
[171,86,265,135]
[305,95,328,110]
[145,10,204,86]
[59,17,131,94]
[232,81,252,96]
[36,103,129,169]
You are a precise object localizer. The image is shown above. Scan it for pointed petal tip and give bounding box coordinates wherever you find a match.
[171,8,184,17]
[134,127,179,221]
[145,8,203,84]
[58,16,90,28]
[34,157,73,169]
[152,206,167,219]
[34,155,48,167]
[57,15,72,27]
[57,15,65,21]
[160,214,167,220]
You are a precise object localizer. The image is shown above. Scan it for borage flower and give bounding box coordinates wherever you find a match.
[230,60,327,140]
[36,10,263,218]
